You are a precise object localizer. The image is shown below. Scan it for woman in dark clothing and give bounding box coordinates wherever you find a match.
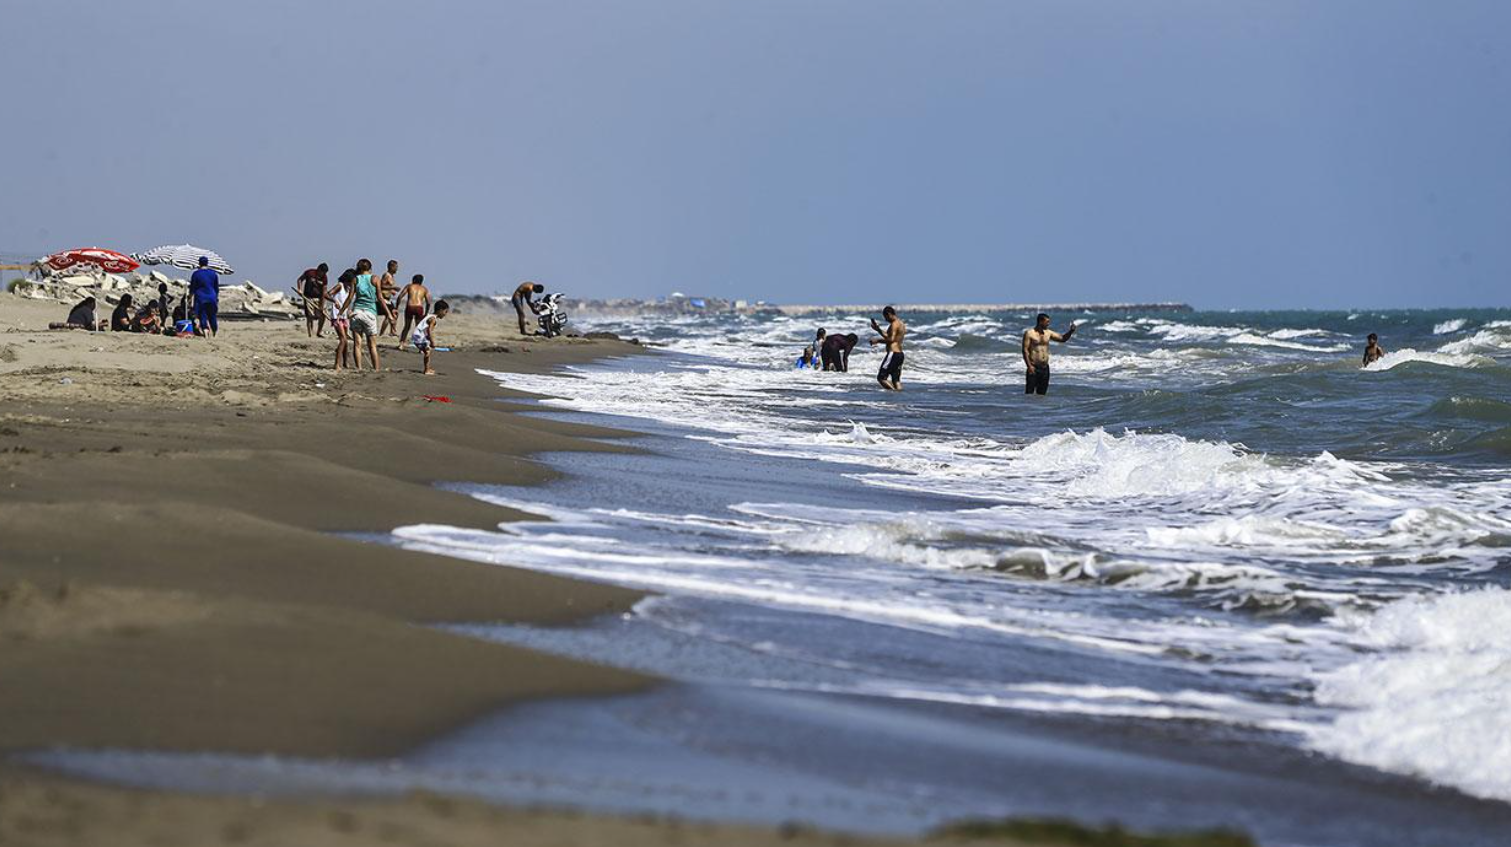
[110,294,134,331]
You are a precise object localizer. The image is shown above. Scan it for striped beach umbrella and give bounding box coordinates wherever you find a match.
[132,244,235,275]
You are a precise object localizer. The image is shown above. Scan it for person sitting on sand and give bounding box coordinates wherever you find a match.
[50,296,99,331]
[110,294,134,332]
[131,302,163,335]
[511,281,544,336]
[397,274,432,350]
[1363,333,1386,365]
[378,259,401,338]
[822,332,859,372]
[411,299,449,375]
[297,263,329,338]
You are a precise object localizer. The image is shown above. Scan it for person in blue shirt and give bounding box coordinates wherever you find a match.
[189,256,221,337]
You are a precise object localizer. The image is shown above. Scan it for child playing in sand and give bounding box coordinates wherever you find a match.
[410,299,449,375]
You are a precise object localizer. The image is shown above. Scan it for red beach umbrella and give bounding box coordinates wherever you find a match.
[43,247,141,274]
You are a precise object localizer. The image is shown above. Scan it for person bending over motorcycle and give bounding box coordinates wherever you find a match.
[511,281,544,336]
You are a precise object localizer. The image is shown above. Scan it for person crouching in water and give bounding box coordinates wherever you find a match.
[796,345,818,369]
[412,300,449,375]
[821,332,859,372]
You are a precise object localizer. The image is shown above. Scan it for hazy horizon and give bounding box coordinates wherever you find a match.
[5,1,1508,310]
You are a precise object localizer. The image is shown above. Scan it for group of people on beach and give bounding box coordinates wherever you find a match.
[41,254,568,378]
[52,256,225,338]
[799,307,1078,394]
[294,259,450,374]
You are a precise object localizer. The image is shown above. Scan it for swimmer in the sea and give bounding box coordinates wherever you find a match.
[1362,333,1386,365]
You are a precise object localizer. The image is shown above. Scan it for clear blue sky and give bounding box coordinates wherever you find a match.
[4,0,1507,309]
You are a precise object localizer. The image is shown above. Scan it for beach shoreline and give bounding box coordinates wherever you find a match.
[0,292,1277,847]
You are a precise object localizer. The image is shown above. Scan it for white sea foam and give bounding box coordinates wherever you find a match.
[1433,318,1467,335]
[1362,348,1488,371]
[757,679,1315,732]
[1310,588,1511,803]
[1228,332,1348,352]
[1438,328,1511,356]
[1149,322,1245,342]
[1268,328,1333,340]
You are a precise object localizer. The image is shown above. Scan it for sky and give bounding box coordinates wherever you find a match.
[3,0,1508,309]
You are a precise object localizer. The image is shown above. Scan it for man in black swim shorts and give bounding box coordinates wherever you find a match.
[1022,312,1076,395]
[870,306,906,390]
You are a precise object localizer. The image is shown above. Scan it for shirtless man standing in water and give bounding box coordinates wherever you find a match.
[1362,333,1386,365]
[870,305,906,390]
[1022,312,1077,395]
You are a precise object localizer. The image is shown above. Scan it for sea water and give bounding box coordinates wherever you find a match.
[396,308,1511,827]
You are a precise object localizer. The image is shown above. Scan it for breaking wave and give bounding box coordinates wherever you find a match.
[1311,588,1511,803]
[1363,348,1489,371]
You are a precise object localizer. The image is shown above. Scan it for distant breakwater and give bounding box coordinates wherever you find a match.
[770,302,1193,316]
[437,294,1192,318]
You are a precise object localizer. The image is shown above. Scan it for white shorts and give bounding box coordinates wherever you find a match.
[350,309,379,337]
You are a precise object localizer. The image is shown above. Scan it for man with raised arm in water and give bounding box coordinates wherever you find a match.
[869,305,906,390]
[1022,312,1077,395]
